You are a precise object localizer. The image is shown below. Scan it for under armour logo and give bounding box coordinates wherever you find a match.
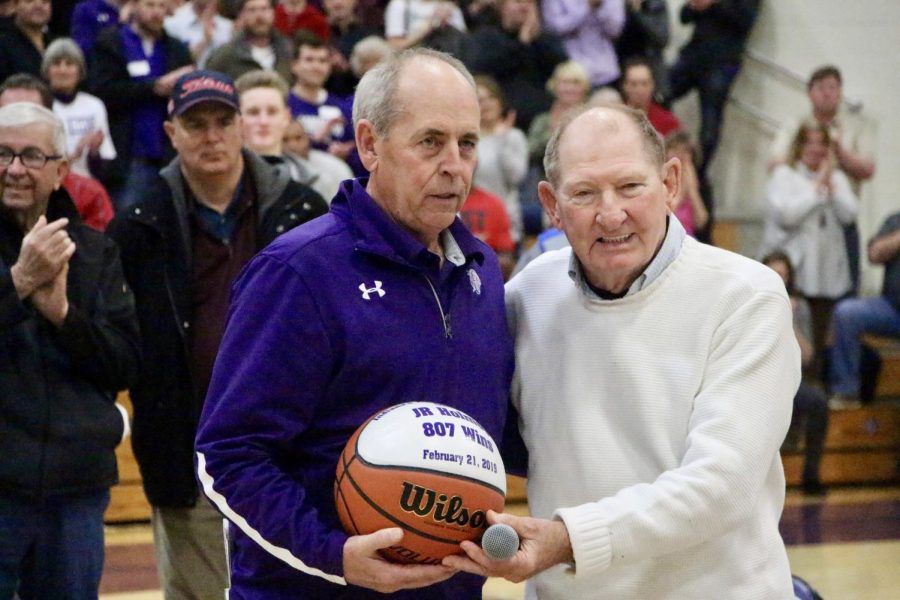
[359,281,385,300]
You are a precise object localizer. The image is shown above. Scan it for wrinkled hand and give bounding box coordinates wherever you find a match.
[442,510,573,584]
[343,528,458,593]
[31,262,69,327]
[11,216,75,299]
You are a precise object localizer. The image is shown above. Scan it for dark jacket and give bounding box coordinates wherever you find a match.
[106,150,328,507]
[464,25,567,131]
[0,189,140,499]
[0,24,50,83]
[679,0,760,67]
[205,32,294,86]
[87,24,192,181]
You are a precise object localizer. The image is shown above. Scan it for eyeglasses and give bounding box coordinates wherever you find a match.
[0,146,63,169]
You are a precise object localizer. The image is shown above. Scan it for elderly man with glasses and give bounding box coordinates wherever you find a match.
[0,101,140,599]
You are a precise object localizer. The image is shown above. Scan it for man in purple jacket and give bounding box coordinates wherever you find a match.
[195,47,515,598]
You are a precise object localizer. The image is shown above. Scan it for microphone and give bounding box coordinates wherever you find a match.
[481,523,519,561]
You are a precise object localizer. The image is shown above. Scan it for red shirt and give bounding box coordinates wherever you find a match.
[647,102,682,137]
[274,3,331,41]
[460,187,515,253]
[62,172,114,231]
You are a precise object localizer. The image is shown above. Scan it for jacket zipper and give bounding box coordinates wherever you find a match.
[422,275,452,339]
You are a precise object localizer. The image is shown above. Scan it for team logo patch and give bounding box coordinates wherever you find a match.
[467,269,481,295]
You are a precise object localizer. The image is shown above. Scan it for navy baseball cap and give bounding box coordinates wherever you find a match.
[168,70,240,118]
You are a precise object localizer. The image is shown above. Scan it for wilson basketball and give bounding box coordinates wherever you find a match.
[334,402,506,565]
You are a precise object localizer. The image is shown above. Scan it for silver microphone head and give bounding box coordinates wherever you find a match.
[481,523,519,561]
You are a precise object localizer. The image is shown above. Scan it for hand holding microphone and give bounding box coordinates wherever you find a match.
[481,523,520,561]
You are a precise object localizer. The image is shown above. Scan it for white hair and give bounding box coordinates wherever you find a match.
[0,102,68,157]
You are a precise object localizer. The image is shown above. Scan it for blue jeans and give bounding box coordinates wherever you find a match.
[667,59,740,173]
[0,489,110,600]
[828,296,900,395]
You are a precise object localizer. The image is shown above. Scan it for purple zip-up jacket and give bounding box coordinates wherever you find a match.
[195,179,515,599]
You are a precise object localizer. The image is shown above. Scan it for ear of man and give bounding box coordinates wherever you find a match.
[537,180,562,230]
[355,119,378,170]
[661,156,682,212]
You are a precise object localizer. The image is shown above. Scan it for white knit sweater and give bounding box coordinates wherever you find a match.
[505,237,800,600]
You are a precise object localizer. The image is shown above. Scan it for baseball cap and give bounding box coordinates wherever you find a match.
[168,70,240,118]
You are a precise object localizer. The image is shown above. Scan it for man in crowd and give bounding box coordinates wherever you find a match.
[0,0,52,83]
[288,30,361,175]
[621,56,680,136]
[666,0,760,174]
[282,116,353,202]
[828,212,900,409]
[195,48,514,598]
[89,0,193,210]
[235,69,318,188]
[0,74,115,230]
[0,102,139,598]
[323,0,378,96]
[465,0,567,131]
[107,70,327,600]
[164,0,235,68]
[445,104,800,598]
[206,0,294,83]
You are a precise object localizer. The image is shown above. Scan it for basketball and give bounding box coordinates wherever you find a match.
[334,401,506,565]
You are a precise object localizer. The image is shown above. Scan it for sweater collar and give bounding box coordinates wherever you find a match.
[568,215,686,300]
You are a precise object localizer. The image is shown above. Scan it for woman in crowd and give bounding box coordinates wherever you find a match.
[761,120,858,354]
[473,74,528,243]
[42,37,116,179]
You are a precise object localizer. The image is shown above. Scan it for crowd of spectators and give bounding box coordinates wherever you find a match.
[0,0,767,250]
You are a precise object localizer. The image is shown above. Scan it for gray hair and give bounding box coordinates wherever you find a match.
[543,103,664,188]
[349,35,392,78]
[352,47,475,138]
[0,102,68,156]
[41,37,87,81]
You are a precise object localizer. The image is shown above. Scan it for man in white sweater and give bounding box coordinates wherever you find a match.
[444,105,801,599]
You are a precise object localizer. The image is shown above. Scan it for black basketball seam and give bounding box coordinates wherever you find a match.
[341,462,467,546]
[335,452,362,535]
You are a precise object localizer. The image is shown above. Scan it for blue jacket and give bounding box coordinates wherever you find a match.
[196,179,515,599]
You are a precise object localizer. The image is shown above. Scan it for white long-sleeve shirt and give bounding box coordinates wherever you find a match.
[505,237,799,599]
[761,163,858,299]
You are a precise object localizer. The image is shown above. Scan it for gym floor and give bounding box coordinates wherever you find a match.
[99,486,900,599]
